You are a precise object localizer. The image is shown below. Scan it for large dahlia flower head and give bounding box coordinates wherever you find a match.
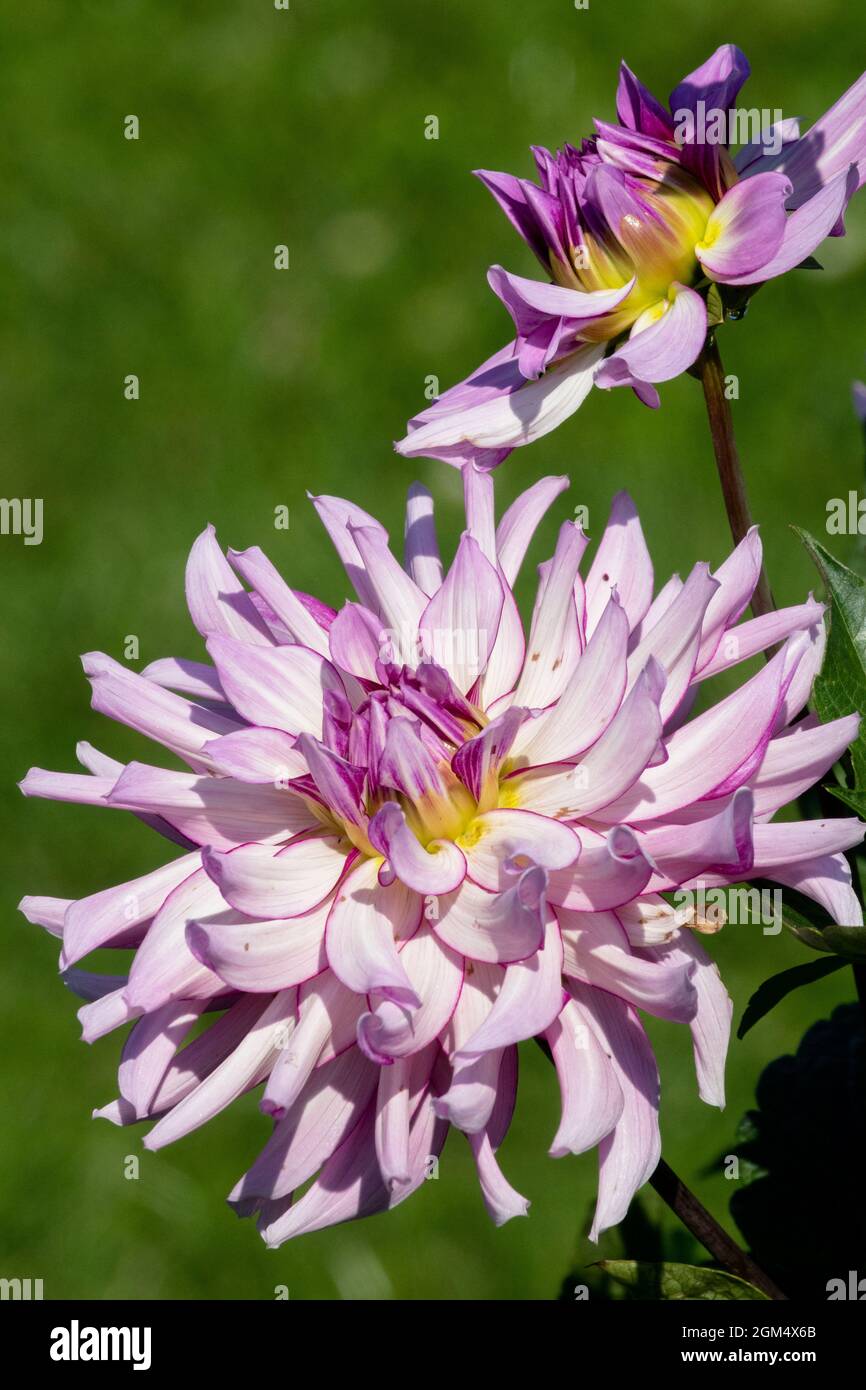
[397,43,866,469]
[20,470,863,1245]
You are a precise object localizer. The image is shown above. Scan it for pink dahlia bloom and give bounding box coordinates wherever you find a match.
[396,44,866,468]
[20,471,863,1244]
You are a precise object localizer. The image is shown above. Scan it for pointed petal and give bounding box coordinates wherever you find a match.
[420,533,504,693]
[185,525,274,645]
[546,998,624,1156]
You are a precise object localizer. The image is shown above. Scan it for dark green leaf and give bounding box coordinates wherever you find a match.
[737,956,847,1039]
[598,1260,769,1301]
[796,530,866,792]
[794,255,823,271]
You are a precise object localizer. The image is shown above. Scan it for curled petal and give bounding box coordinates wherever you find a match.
[369,801,467,894]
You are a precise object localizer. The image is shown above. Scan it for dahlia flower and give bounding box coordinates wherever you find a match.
[19,472,863,1245]
[396,44,866,470]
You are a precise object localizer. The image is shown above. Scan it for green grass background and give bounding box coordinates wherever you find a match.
[1,0,865,1299]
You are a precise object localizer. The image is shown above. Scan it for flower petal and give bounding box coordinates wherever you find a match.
[108,762,316,849]
[324,856,422,1005]
[696,172,791,280]
[396,342,605,459]
[433,871,547,964]
[201,835,348,919]
[228,546,330,655]
[185,525,274,645]
[455,914,564,1056]
[188,897,330,992]
[558,905,697,1023]
[548,825,652,911]
[569,982,661,1240]
[404,482,443,597]
[368,801,467,894]
[595,284,707,390]
[546,997,624,1157]
[495,474,570,588]
[459,807,580,891]
[584,491,654,636]
[723,165,859,285]
[420,533,504,693]
[206,635,345,738]
[510,593,630,766]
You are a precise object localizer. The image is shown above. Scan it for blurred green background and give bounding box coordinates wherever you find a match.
[1,0,865,1300]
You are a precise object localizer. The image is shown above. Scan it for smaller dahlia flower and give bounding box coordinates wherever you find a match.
[20,472,863,1245]
[396,44,866,469]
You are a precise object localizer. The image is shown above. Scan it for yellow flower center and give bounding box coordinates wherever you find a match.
[555,169,715,343]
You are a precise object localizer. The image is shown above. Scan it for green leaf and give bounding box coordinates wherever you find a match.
[751,877,866,958]
[737,956,847,1039]
[705,283,725,327]
[598,1260,769,1301]
[794,255,823,271]
[796,529,866,794]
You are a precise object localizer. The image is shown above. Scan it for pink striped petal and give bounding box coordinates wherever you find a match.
[640,933,732,1108]
[512,521,588,709]
[62,851,201,968]
[185,525,274,645]
[108,762,315,849]
[626,562,719,721]
[495,474,570,588]
[558,905,697,1023]
[546,998,624,1156]
[569,983,661,1241]
[433,871,546,964]
[187,893,331,992]
[230,1047,378,1210]
[144,990,297,1150]
[750,714,859,819]
[228,545,330,655]
[124,868,231,1010]
[404,482,443,596]
[455,915,563,1056]
[584,491,654,637]
[206,635,344,738]
[599,641,792,822]
[325,856,422,1005]
[357,926,463,1062]
[202,726,306,784]
[328,602,384,681]
[119,1000,206,1118]
[511,659,664,817]
[261,972,362,1118]
[548,825,652,911]
[201,835,348,919]
[510,595,630,766]
[369,801,467,894]
[696,597,825,679]
[460,807,579,891]
[420,534,504,694]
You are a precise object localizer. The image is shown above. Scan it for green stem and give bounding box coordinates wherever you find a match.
[695,337,775,619]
